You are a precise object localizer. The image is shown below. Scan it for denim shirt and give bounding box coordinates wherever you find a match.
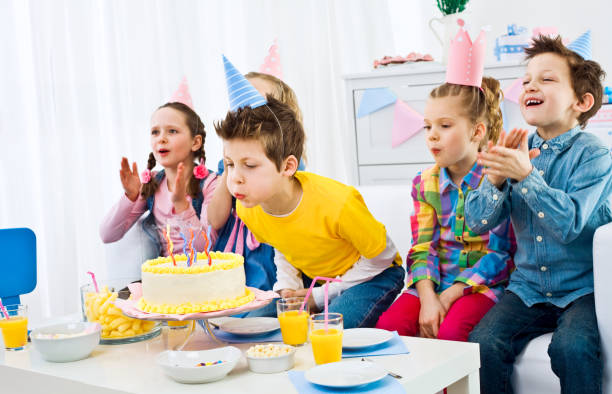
[465,126,612,307]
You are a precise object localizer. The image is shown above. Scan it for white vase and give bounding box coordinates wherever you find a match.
[428,12,465,64]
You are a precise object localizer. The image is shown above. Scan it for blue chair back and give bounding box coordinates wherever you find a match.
[0,228,36,306]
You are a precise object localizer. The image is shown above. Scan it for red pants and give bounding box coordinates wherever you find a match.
[375,292,495,341]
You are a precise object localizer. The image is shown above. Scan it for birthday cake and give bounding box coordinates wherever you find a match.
[137,251,255,314]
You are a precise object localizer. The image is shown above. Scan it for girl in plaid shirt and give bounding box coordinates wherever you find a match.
[376,77,515,341]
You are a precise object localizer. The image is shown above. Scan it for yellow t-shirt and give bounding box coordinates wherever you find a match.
[237,172,398,279]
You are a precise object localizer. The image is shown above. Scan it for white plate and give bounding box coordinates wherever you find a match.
[342,328,393,349]
[215,317,280,336]
[305,360,387,389]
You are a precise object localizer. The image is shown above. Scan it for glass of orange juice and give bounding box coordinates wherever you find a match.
[310,312,343,365]
[0,304,28,351]
[277,297,309,346]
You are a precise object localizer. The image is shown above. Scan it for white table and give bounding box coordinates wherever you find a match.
[0,325,480,394]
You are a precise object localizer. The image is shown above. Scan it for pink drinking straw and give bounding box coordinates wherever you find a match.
[299,276,342,329]
[86,271,99,293]
[0,300,9,320]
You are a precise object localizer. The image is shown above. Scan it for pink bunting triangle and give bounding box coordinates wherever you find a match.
[503,78,523,104]
[259,39,283,79]
[170,76,194,109]
[392,100,425,148]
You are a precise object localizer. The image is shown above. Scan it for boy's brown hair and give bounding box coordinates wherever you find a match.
[525,35,605,128]
[215,97,305,172]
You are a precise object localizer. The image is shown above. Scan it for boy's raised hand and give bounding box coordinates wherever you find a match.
[171,162,190,213]
[119,157,141,202]
[480,129,539,185]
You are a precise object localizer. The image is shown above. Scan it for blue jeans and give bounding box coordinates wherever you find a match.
[247,264,405,329]
[469,291,601,394]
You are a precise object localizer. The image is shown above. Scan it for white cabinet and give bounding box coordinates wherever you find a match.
[343,62,529,186]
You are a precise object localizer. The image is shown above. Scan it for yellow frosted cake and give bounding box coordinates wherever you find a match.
[137,251,255,314]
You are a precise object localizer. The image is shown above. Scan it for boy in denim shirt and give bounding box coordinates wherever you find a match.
[465,35,612,393]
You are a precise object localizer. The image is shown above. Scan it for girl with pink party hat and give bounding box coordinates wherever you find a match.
[99,78,219,258]
[376,22,516,341]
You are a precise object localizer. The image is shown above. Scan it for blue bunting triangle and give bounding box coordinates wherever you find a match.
[357,88,397,118]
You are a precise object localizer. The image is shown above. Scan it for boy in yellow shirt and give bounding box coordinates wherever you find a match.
[215,57,404,328]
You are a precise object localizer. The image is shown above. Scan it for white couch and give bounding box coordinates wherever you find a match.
[357,185,611,394]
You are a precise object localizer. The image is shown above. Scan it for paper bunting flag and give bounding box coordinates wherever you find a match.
[391,100,425,148]
[259,39,283,79]
[503,78,523,104]
[357,88,397,118]
[567,30,592,60]
[223,55,267,111]
[170,76,194,109]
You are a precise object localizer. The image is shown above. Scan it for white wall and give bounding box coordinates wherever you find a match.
[389,0,610,83]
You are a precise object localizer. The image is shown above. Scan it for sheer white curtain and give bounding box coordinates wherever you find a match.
[0,0,401,324]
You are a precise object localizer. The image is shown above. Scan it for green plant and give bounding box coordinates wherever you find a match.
[436,0,469,15]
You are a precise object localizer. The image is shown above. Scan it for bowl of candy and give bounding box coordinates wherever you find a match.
[80,279,160,344]
[156,346,241,384]
[31,322,101,362]
[246,343,296,373]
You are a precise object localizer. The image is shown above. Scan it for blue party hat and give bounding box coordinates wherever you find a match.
[223,55,267,111]
[567,30,591,60]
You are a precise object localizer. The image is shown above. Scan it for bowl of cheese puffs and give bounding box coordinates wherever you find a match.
[81,279,160,344]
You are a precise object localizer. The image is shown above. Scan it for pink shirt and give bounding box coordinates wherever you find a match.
[99,173,219,256]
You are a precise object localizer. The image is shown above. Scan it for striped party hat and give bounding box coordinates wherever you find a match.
[223,55,267,111]
[567,30,591,60]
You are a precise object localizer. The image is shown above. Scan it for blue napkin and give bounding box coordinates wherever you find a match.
[342,332,409,358]
[210,328,283,343]
[287,371,405,393]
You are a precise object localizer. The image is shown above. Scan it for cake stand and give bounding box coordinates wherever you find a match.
[114,286,277,350]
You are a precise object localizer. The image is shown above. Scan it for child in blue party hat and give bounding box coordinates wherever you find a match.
[208,70,306,293]
[213,56,404,328]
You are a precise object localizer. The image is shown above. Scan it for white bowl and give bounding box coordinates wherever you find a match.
[31,322,101,362]
[156,346,241,384]
[246,345,296,374]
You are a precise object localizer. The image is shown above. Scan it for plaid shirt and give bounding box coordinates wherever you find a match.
[406,162,515,302]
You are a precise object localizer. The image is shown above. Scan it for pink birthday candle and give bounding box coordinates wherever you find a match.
[86,271,99,293]
[0,299,9,320]
[201,230,211,266]
[188,229,195,266]
[165,224,177,266]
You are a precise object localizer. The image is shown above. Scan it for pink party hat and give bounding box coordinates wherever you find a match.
[445,20,487,88]
[259,39,283,79]
[170,76,194,109]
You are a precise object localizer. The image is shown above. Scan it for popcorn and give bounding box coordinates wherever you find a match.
[246,344,294,358]
[83,287,156,339]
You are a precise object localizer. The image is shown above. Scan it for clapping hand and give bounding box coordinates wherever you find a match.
[171,162,190,213]
[480,128,540,187]
[119,157,141,202]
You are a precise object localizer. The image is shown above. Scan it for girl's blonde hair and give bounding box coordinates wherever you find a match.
[245,72,307,164]
[429,76,504,150]
[244,72,303,124]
